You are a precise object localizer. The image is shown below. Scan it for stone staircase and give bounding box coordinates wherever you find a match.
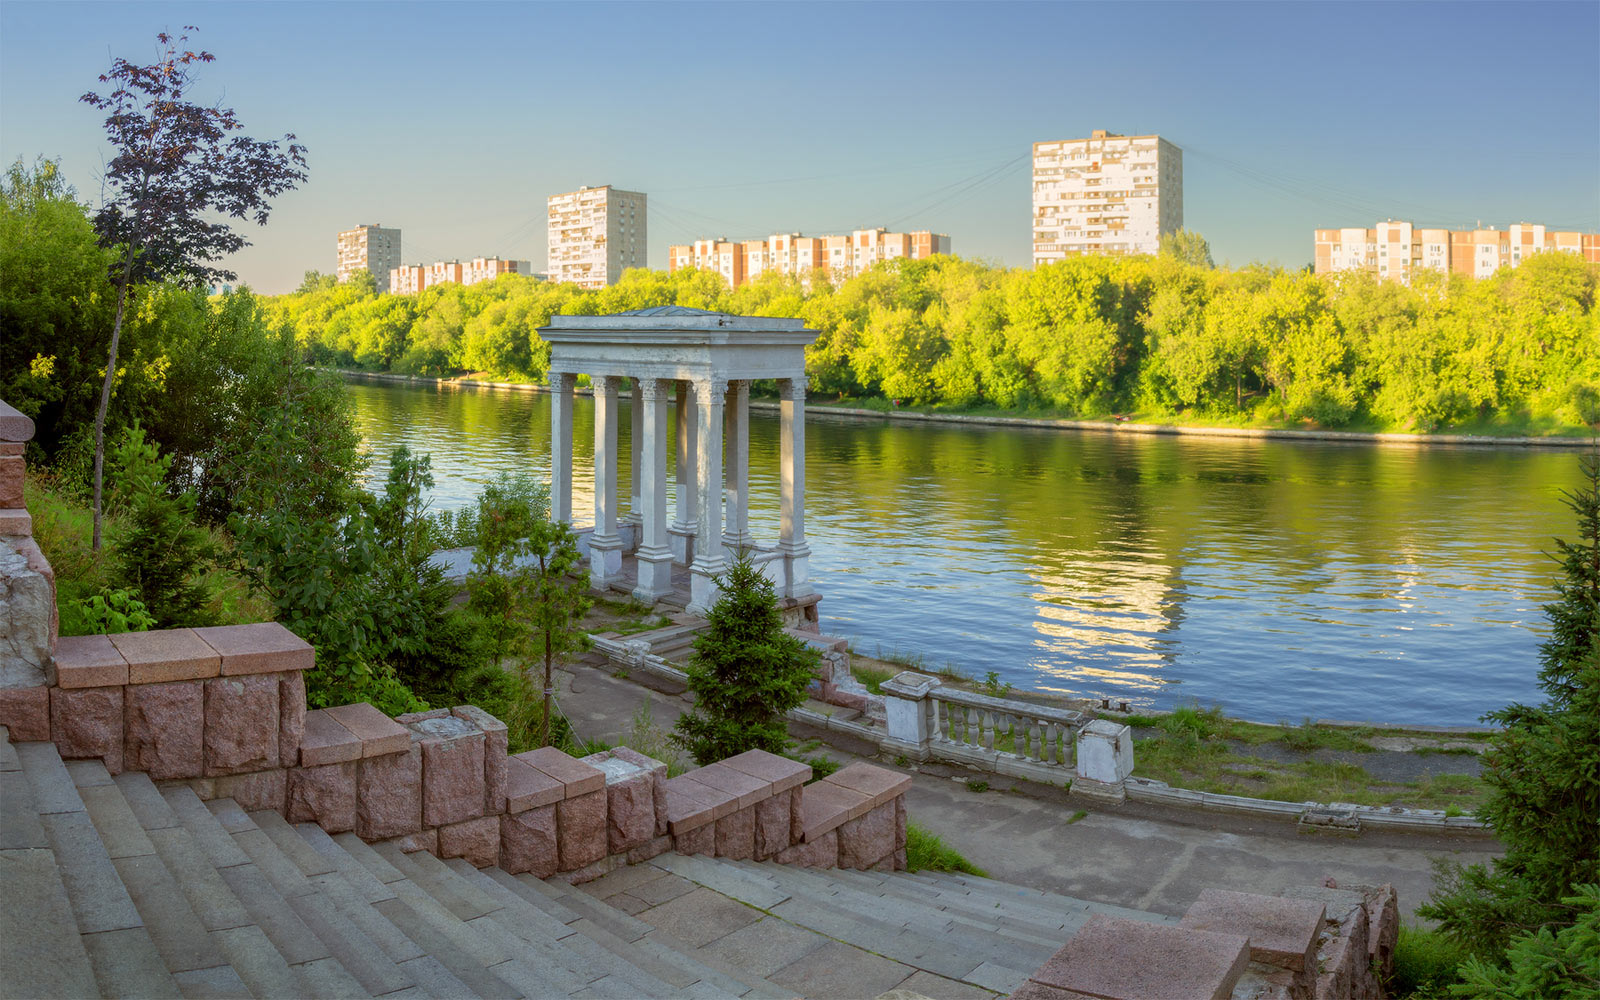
[9,725,1183,999]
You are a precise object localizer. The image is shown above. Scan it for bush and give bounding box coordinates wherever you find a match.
[1388,925,1473,997]
[673,555,819,765]
[60,588,155,636]
[108,423,216,628]
[1455,885,1600,998]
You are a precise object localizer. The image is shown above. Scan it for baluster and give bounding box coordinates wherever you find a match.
[1044,722,1058,763]
[983,711,995,751]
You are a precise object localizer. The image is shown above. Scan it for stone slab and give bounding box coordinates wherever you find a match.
[300,709,362,767]
[193,622,314,676]
[111,628,220,685]
[504,754,565,812]
[837,799,897,870]
[416,724,485,828]
[500,805,559,878]
[124,680,204,780]
[286,761,357,833]
[325,701,411,757]
[1031,913,1250,1000]
[684,761,771,809]
[49,634,128,688]
[721,747,812,793]
[0,847,100,998]
[50,685,123,773]
[357,744,422,840]
[556,788,606,871]
[715,804,757,860]
[517,745,605,797]
[203,674,279,776]
[800,779,871,842]
[1180,888,1324,972]
[438,815,500,868]
[663,773,731,833]
[825,761,913,808]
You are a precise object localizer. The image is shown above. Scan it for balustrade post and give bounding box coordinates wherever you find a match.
[1075,719,1134,803]
[880,671,939,763]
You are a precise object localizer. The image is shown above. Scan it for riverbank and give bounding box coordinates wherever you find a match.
[334,369,1599,449]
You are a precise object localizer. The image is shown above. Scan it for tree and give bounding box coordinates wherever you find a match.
[524,518,589,748]
[1160,229,1214,269]
[673,555,819,765]
[81,27,307,550]
[1453,885,1600,998]
[108,421,215,628]
[1420,451,1600,956]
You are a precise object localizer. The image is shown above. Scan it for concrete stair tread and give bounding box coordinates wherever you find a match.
[0,842,100,998]
[823,866,1091,939]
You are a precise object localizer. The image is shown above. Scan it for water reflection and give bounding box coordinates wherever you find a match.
[346,378,1576,725]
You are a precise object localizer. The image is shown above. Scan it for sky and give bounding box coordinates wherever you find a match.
[2,1,1596,295]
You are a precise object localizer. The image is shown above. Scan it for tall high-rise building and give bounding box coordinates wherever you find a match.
[1032,131,1183,265]
[667,228,951,288]
[1314,222,1600,282]
[336,224,402,289]
[546,186,647,288]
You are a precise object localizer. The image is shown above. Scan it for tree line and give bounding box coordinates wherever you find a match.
[273,241,1600,434]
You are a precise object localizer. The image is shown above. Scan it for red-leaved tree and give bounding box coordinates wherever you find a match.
[81,27,307,549]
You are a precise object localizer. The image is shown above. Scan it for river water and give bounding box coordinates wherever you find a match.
[345,377,1587,726]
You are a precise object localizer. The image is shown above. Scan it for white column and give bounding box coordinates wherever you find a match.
[632,378,675,603]
[549,371,575,525]
[669,379,698,565]
[778,375,813,598]
[625,380,643,547]
[687,377,727,616]
[723,379,750,551]
[589,374,624,590]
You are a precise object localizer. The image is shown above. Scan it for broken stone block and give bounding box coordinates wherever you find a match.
[278,672,305,768]
[1180,888,1324,998]
[754,791,792,859]
[626,834,673,865]
[837,800,896,870]
[286,761,357,832]
[715,804,757,860]
[580,748,662,855]
[452,705,508,815]
[773,829,837,868]
[50,685,123,772]
[556,788,606,871]
[606,746,669,836]
[124,680,203,780]
[408,714,485,828]
[357,743,422,841]
[500,806,558,877]
[438,815,500,868]
[674,822,715,857]
[203,674,279,776]
[0,684,49,741]
[208,769,287,813]
[392,828,436,855]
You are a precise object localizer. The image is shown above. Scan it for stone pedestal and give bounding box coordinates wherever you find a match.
[881,671,939,762]
[1076,719,1134,784]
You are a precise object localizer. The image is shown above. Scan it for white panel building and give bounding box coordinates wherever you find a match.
[336,224,402,289]
[1032,131,1183,264]
[547,186,648,288]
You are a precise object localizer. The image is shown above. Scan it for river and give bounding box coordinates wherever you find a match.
[345,377,1588,726]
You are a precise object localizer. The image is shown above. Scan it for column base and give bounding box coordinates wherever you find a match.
[685,556,727,617]
[668,523,697,566]
[632,545,675,604]
[778,541,814,599]
[588,532,625,590]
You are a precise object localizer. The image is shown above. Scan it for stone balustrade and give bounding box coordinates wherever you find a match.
[0,400,55,689]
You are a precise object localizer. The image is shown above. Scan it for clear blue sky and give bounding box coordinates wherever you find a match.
[3,1,1596,294]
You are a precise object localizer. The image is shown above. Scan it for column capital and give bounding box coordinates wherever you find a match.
[695,377,729,405]
[779,375,810,400]
[592,373,622,392]
[640,377,671,403]
[549,370,576,391]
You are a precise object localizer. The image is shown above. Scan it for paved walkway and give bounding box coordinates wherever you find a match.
[556,657,1500,922]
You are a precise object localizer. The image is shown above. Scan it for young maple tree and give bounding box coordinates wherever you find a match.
[81,27,307,549]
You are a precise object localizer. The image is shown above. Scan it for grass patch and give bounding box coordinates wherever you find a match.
[904,821,987,876]
[617,699,688,777]
[1065,809,1088,825]
[872,645,927,670]
[611,615,673,637]
[1413,745,1481,757]
[1388,925,1474,997]
[964,779,989,793]
[850,663,898,695]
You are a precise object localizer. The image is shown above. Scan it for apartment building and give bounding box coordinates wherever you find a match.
[336,225,402,288]
[1032,131,1183,265]
[1314,222,1600,281]
[666,228,951,288]
[388,256,535,295]
[547,186,647,288]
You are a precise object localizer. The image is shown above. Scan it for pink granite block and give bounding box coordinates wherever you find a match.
[608,746,669,836]
[0,685,49,741]
[49,634,128,688]
[505,755,565,812]
[837,800,896,870]
[604,769,657,854]
[663,774,733,834]
[824,762,913,809]
[1180,889,1324,973]
[210,769,287,813]
[409,716,485,827]
[894,796,906,852]
[788,786,804,844]
[684,762,770,810]
[438,815,500,868]
[299,710,361,766]
[0,509,32,535]
[754,792,792,859]
[1358,882,1400,980]
[325,702,410,757]
[394,708,450,725]
[893,847,906,871]
[0,442,23,456]
[1031,914,1250,1000]
[0,455,22,508]
[715,805,756,860]
[626,834,673,865]
[518,746,604,797]
[674,822,715,857]
[286,761,357,832]
[392,828,437,855]
[721,748,812,795]
[203,674,279,776]
[193,622,314,676]
[1009,982,1097,1000]
[799,780,869,842]
[500,806,558,877]
[278,672,305,768]
[774,829,837,868]
[51,686,124,772]
[452,705,508,814]
[110,628,219,685]
[357,743,422,840]
[556,788,606,871]
[124,680,203,779]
